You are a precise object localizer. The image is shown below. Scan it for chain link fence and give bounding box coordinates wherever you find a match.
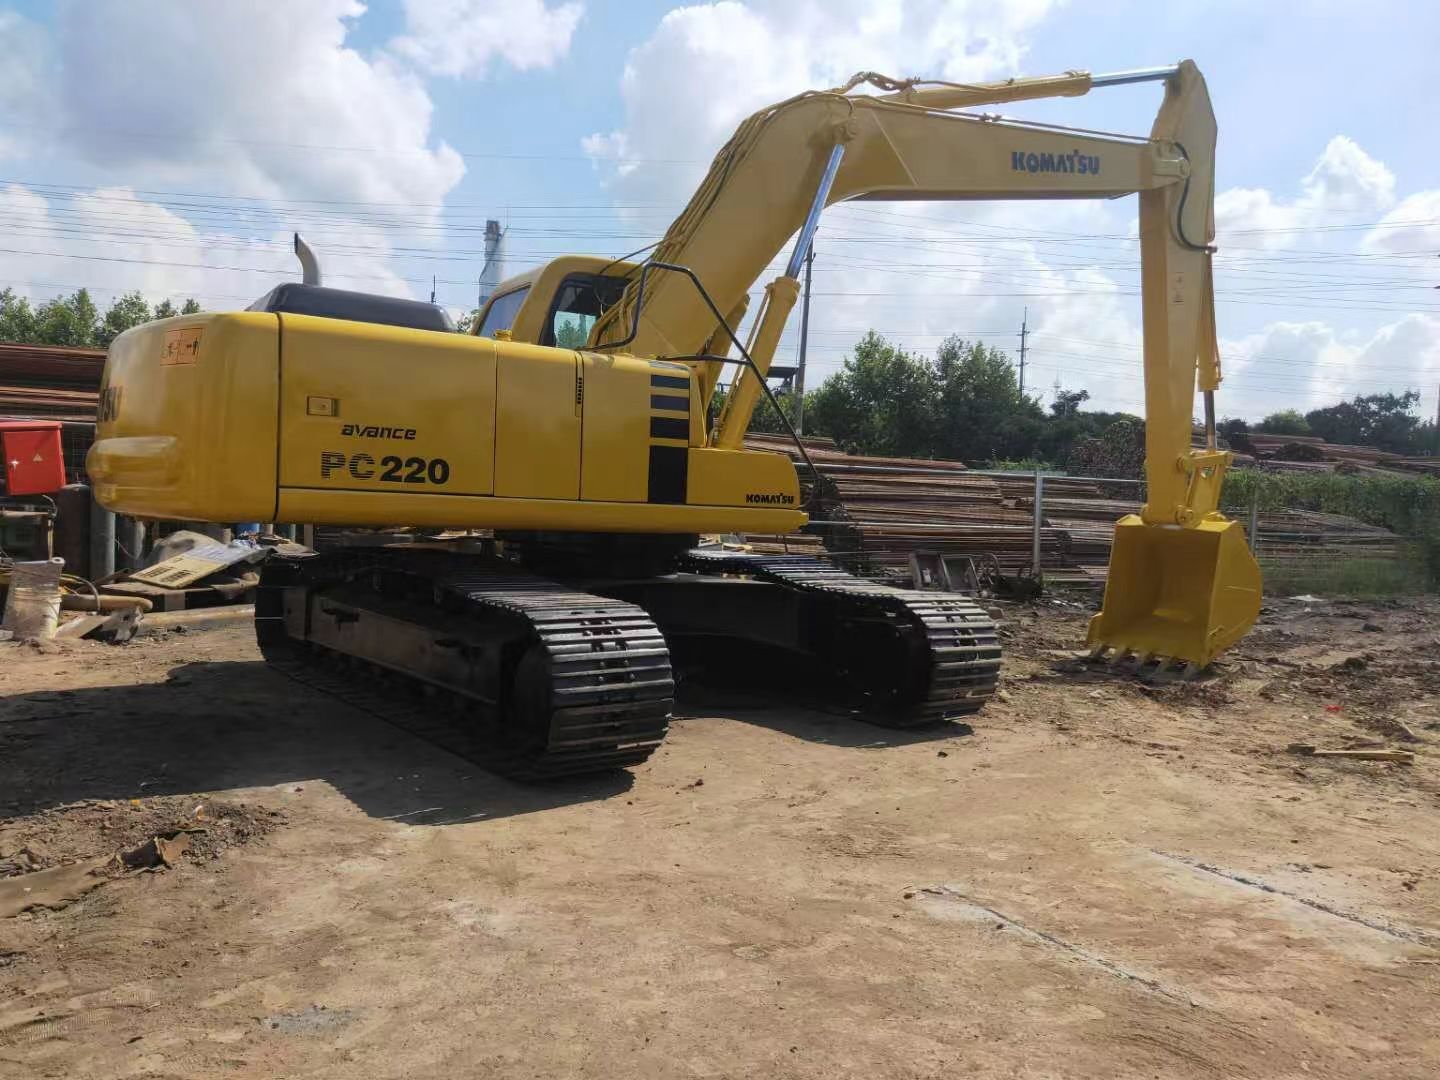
[1010,466,1432,598]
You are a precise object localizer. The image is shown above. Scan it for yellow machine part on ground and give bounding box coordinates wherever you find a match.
[1087,515,1262,668]
[87,312,805,536]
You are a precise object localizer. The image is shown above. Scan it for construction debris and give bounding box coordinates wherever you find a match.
[0,797,285,917]
[0,857,113,918]
[98,534,269,612]
[1286,744,1416,763]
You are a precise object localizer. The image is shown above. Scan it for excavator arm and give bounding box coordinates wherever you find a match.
[583,59,1259,667]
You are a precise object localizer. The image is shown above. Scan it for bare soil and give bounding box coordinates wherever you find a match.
[2,596,1439,1079]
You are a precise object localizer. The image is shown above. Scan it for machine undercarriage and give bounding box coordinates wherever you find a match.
[257,541,1001,779]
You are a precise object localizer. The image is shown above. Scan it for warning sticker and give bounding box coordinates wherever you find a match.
[161,327,204,365]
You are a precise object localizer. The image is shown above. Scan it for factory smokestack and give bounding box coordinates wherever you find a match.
[478,220,505,306]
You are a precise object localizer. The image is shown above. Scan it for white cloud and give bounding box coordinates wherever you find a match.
[0,184,414,310]
[1216,136,1396,249]
[52,0,464,211]
[575,0,1091,385]
[795,198,1148,409]
[583,0,1058,206]
[1222,314,1440,420]
[585,6,1438,429]
[392,0,584,77]
[0,11,56,161]
[1360,189,1440,255]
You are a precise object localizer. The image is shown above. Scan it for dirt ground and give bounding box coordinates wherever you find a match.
[2,595,1440,1079]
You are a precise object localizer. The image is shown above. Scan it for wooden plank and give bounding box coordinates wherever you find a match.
[1289,744,1415,763]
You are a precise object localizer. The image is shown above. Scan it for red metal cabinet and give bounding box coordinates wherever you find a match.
[2,421,66,496]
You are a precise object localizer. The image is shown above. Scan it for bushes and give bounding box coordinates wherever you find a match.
[1221,469,1440,588]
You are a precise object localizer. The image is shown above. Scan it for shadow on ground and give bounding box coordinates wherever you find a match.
[2,644,969,825]
[0,658,632,827]
[673,639,975,750]
[679,681,973,750]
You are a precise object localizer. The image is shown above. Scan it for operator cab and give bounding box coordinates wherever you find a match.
[473,257,638,349]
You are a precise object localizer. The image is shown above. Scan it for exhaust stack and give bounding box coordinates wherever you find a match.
[294,233,322,286]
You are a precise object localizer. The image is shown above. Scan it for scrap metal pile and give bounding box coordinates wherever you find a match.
[0,343,104,422]
[1241,432,1440,478]
[742,434,1410,588]
[743,434,1071,578]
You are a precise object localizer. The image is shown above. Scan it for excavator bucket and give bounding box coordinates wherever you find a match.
[1087,514,1262,670]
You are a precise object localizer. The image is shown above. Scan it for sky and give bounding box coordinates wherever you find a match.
[0,0,1437,423]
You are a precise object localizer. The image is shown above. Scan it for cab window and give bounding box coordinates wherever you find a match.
[542,274,629,348]
[476,286,529,337]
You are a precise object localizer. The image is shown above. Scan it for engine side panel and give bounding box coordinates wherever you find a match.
[93,311,806,534]
[277,314,497,498]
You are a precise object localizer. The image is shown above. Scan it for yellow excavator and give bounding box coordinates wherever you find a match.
[89,60,1261,777]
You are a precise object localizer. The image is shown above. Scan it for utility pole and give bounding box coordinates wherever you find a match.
[1017,306,1029,394]
[794,240,815,435]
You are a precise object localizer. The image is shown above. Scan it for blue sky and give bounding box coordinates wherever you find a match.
[0,0,1436,422]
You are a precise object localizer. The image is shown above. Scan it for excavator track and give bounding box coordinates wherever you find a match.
[678,550,1002,726]
[256,550,672,779]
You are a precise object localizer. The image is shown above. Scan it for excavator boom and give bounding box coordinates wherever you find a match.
[483,60,1262,668]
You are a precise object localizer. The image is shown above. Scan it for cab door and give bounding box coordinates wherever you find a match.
[494,342,582,499]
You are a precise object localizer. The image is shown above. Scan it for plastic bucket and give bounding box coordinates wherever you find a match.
[2,557,65,641]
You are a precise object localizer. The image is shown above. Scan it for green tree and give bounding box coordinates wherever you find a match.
[32,289,100,347]
[1050,388,1090,419]
[1305,391,1422,453]
[931,335,1044,463]
[97,291,153,347]
[455,308,480,335]
[710,382,803,436]
[0,288,38,343]
[1031,386,1139,465]
[151,298,202,319]
[806,332,939,457]
[1257,409,1311,436]
[554,316,590,350]
[1218,416,1252,453]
